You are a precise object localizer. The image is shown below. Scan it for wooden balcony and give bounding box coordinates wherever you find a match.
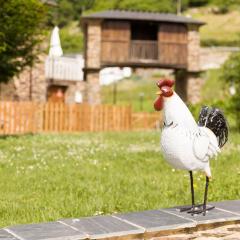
[130,40,158,61]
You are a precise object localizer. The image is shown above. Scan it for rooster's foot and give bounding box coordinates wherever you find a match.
[178,204,203,213]
[187,205,215,216]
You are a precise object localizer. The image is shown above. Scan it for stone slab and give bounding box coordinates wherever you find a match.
[164,204,240,225]
[115,209,195,232]
[61,215,144,239]
[6,221,87,240]
[213,200,240,215]
[0,229,19,240]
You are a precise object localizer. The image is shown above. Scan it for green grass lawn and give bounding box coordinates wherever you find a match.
[0,130,239,227]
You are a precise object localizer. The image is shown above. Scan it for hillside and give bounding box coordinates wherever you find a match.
[187,8,240,46]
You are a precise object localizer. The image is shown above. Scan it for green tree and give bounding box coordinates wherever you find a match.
[221,52,240,130]
[0,0,46,83]
[53,0,95,27]
[92,0,187,13]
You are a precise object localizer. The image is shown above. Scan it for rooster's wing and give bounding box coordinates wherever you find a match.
[193,127,220,162]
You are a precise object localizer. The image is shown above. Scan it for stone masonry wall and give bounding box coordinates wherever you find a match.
[0,55,47,102]
[187,25,200,72]
[85,20,101,104]
[0,80,16,101]
[65,81,86,104]
[86,20,101,69]
[16,55,47,102]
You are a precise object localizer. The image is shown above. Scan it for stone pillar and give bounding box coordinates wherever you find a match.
[175,70,204,104]
[84,20,101,104]
[86,70,101,104]
[175,70,188,102]
[175,25,204,104]
[187,25,200,72]
[187,72,205,104]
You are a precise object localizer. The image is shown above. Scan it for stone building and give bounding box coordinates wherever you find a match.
[81,10,205,104]
[0,53,86,104]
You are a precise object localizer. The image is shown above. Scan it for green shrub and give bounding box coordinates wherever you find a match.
[189,0,210,7]
[221,52,240,130]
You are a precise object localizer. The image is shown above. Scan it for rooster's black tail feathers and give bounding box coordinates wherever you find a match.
[198,106,228,148]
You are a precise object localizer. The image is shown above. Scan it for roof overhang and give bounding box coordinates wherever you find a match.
[81,10,205,26]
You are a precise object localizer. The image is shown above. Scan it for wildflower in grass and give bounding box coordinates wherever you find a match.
[94,211,104,216]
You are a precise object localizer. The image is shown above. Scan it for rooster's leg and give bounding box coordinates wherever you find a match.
[190,171,195,209]
[187,176,214,215]
[203,176,209,215]
[179,171,195,213]
[202,176,214,215]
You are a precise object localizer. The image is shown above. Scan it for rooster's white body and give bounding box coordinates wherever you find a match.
[160,92,220,178]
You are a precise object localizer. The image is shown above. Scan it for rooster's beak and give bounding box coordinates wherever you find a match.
[156,91,162,95]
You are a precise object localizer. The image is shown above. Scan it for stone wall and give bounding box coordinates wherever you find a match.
[0,55,47,102]
[0,80,16,101]
[65,81,86,104]
[200,47,239,70]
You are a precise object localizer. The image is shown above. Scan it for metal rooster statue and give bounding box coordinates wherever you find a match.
[154,79,228,215]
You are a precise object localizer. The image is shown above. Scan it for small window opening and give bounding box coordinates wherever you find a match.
[131,22,158,41]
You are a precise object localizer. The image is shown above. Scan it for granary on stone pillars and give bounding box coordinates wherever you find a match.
[81,10,205,104]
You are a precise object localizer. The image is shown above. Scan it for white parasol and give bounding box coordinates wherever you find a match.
[49,26,63,57]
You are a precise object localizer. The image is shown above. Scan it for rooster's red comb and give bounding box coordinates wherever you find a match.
[157,79,175,89]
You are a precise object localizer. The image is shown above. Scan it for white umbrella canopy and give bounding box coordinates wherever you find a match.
[49,26,63,57]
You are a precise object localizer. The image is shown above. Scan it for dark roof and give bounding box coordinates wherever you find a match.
[82,10,205,26]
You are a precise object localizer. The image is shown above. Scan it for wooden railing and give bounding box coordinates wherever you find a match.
[45,56,84,81]
[130,40,158,61]
[0,102,162,135]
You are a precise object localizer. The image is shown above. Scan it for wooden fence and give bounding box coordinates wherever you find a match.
[132,112,162,130]
[0,102,161,135]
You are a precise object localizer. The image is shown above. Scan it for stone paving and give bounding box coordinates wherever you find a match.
[1,200,240,240]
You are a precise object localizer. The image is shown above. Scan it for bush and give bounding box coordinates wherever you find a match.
[189,0,210,7]
[221,52,240,130]
[211,0,235,14]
